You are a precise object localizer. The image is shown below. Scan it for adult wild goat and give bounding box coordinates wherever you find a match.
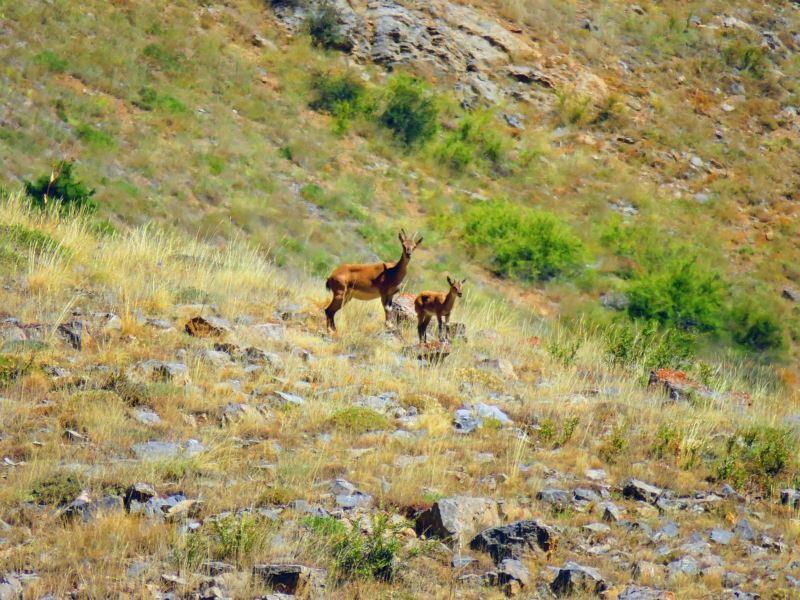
[324,229,423,332]
[415,276,465,343]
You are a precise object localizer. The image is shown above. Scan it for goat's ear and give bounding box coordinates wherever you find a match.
[399,228,408,241]
[447,276,454,286]
[461,278,467,284]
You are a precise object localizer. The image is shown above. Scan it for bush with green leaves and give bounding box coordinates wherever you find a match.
[306,2,351,51]
[24,161,98,213]
[304,514,401,583]
[462,201,584,281]
[600,319,696,371]
[716,426,798,491]
[626,257,725,333]
[309,71,368,133]
[435,111,504,170]
[730,297,785,352]
[379,74,439,147]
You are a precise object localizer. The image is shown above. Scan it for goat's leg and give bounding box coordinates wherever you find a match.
[381,292,395,325]
[325,291,345,332]
[418,315,431,343]
[437,315,445,342]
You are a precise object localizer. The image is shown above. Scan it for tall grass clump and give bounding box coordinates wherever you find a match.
[462,201,584,281]
[309,70,369,133]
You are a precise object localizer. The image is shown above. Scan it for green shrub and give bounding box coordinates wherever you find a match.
[328,407,390,434]
[435,111,505,170]
[717,426,797,490]
[379,74,439,146]
[34,49,68,73]
[305,514,400,583]
[24,161,97,213]
[134,87,188,113]
[26,472,83,506]
[730,298,785,352]
[75,123,115,148]
[626,257,725,332]
[600,319,696,371]
[142,43,183,72]
[462,201,584,281]
[723,42,768,78]
[309,71,368,133]
[306,2,351,51]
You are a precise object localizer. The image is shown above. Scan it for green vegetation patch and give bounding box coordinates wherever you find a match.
[716,425,798,491]
[24,161,97,213]
[26,472,84,506]
[462,201,584,281]
[328,407,391,434]
[379,74,439,147]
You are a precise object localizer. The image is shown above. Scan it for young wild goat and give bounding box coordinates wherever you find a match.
[414,276,465,343]
[324,229,423,332]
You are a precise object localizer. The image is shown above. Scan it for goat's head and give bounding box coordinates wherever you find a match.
[398,229,423,258]
[447,276,466,297]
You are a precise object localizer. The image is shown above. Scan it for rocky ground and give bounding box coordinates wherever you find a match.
[0,199,798,599]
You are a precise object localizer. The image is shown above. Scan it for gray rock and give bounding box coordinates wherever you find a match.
[184,315,231,337]
[134,408,161,425]
[130,360,190,385]
[124,483,157,509]
[619,586,674,600]
[497,558,529,587]
[274,391,304,407]
[252,564,326,596]
[331,478,372,509]
[470,519,558,562]
[252,323,286,340]
[62,495,124,522]
[551,562,607,597]
[131,439,206,460]
[452,556,476,569]
[0,574,22,600]
[476,358,516,380]
[656,521,679,540]
[573,488,601,503]
[201,349,232,366]
[783,287,800,302]
[416,496,499,542]
[733,519,755,542]
[585,469,607,481]
[710,528,734,545]
[57,320,84,350]
[601,502,623,522]
[600,291,629,311]
[537,488,571,507]
[503,113,524,129]
[622,479,662,503]
[781,488,800,508]
[667,555,699,577]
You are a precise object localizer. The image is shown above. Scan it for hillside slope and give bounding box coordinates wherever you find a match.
[0,196,798,598]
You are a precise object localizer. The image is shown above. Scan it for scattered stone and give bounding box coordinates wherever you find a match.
[503,113,524,129]
[124,483,157,510]
[454,402,512,433]
[184,315,231,337]
[0,574,23,600]
[390,293,417,326]
[62,496,123,522]
[252,323,286,340]
[131,439,206,461]
[402,342,451,363]
[274,303,307,321]
[252,564,326,596]
[622,479,663,503]
[470,519,558,562]
[656,521,679,540]
[134,408,161,425]
[619,586,675,600]
[497,557,530,587]
[57,320,84,350]
[551,562,607,597]
[416,496,499,542]
[600,291,629,311]
[476,357,516,380]
[782,287,800,303]
[537,488,571,507]
[130,360,190,385]
[710,528,734,545]
[601,502,623,522]
[331,478,372,510]
[274,391,305,407]
[585,469,607,481]
[667,555,699,577]
[452,556,477,569]
[780,488,800,508]
[632,561,663,582]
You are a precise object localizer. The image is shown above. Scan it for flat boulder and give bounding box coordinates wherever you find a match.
[619,586,676,600]
[416,496,499,542]
[622,479,663,504]
[252,564,326,596]
[184,315,231,337]
[470,519,558,562]
[551,562,607,597]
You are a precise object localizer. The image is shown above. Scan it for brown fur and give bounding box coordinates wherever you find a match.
[324,229,422,331]
[414,276,465,342]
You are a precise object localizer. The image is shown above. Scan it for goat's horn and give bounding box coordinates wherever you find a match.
[400,228,407,238]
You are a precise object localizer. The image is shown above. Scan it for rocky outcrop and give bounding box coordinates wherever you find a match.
[269,0,608,107]
[470,519,558,562]
[416,496,499,542]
